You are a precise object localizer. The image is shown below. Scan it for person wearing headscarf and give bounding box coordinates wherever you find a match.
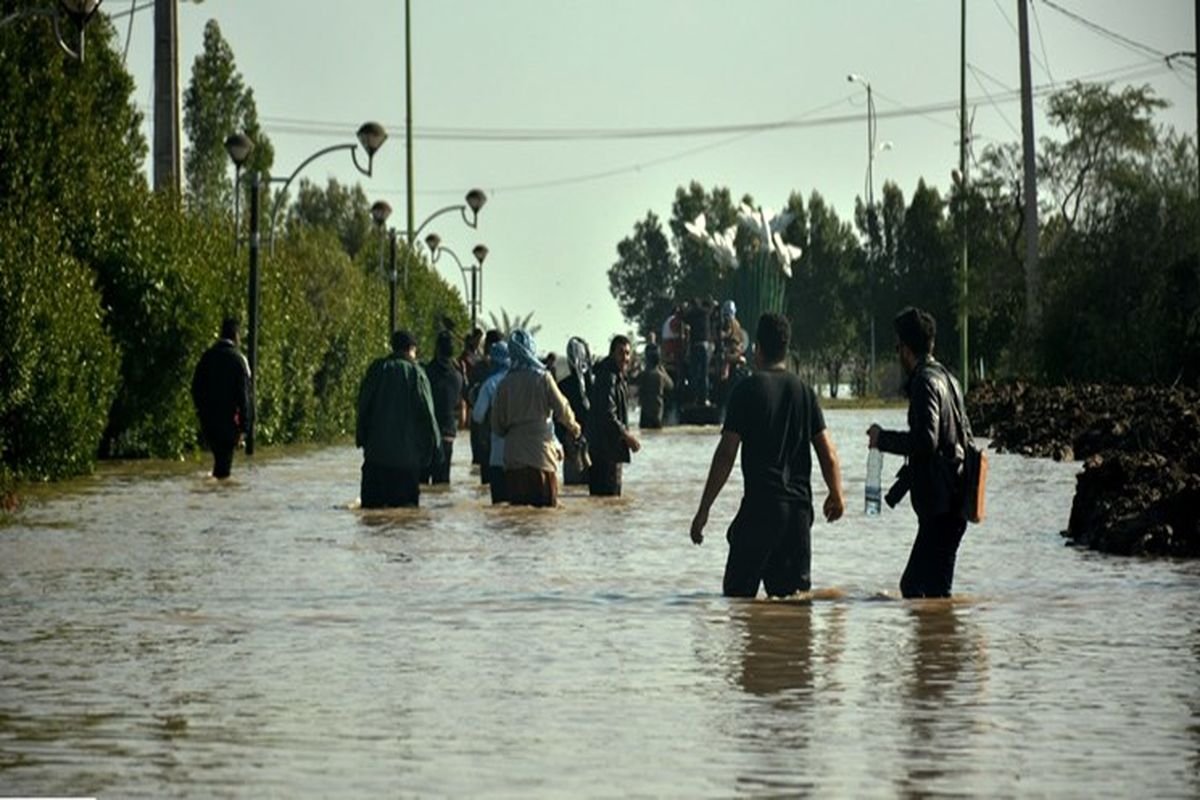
[492,329,581,507]
[471,340,511,504]
[587,335,641,496]
[556,336,593,485]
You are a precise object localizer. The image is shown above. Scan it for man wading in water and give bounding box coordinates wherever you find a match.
[689,313,846,597]
[868,307,969,598]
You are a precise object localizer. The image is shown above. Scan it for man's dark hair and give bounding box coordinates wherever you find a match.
[392,330,417,354]
[894,307,936,356]
[220,316,240,341]
[755,313,790,364]
[610,334,632,354]
[483,328,503,349]
[435,330,455,360]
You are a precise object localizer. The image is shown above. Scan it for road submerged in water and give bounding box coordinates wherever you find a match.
[1,409,1198,797]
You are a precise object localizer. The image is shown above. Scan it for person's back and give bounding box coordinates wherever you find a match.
[191,317,250,479]
[423,331,465,483]
[689,313,844,598]
[724,369,823,505]
[192,340,249,437]
[638,363,674,429]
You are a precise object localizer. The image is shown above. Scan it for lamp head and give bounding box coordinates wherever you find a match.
[224,133,254,168]
[472,244,489,264]
[370,200,392,227]
[60,0,102,24]
[847,73,868,88]
[465,189,487,214]
[356,122,388,158]
[424,233,441,253]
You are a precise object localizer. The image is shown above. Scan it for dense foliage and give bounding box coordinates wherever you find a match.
[609,82,1198,394]
[0,14,467,500]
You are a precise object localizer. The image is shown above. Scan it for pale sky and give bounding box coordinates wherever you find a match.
[119,0,1197,357]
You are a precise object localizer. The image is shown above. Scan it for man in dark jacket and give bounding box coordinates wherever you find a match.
[190,317,250,479]
[868,307,969,598]
[587,335,641,496]
[356,330,441,508]
[423,330,465,484]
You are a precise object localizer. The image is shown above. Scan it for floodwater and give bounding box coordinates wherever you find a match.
[1,409,1197,798]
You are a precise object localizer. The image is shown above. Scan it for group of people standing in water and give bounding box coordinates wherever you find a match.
[194,305,973,601]
[355,325,641,510]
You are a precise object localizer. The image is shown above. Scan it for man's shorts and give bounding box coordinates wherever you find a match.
[723,498,813,598]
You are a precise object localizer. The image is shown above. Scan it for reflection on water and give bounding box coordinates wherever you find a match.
[897,602,989,798]
[1,410,1198,797]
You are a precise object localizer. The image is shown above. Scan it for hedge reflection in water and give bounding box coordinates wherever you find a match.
[0,410,1197,797]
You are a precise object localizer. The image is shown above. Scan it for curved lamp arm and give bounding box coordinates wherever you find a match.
[2,1,103,61]
[265,123,386,250]
[409,189,488,244]
[267,143,373,245]
[428,242,471,298]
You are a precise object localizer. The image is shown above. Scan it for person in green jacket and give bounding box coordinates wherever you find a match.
[356,330,441,508]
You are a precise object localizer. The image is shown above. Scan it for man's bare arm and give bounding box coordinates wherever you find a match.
[690,431,740,544]
[814,429,846,522]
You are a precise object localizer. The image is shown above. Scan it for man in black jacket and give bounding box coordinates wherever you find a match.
[191,317,251,479]
[868,307,968,598]
[587,335,641,496]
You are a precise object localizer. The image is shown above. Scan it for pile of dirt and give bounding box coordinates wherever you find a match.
[966,382,1200,557]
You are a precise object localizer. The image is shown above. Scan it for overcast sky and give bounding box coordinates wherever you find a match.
[119,0,1197,356]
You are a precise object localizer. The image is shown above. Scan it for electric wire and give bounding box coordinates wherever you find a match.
[121,0,137,64]
[1030,0,1057,85]
[1040,0,1195,73]
[107,1,154,21]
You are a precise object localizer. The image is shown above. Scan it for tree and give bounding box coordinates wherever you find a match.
[286,177,374,260]
[183,19,274,213]
[790,191,863,396]
[608,211,679,336]
[487,309,542,338]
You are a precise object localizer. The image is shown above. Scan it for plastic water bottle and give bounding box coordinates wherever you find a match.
[865,446,883,515]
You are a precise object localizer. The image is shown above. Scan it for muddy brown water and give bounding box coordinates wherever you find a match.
[2,409,1197,797]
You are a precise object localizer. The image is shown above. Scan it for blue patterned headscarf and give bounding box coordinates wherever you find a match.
[507,329,545,373]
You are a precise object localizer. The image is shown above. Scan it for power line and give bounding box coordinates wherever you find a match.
[992,0,1055,81]
[968,63,1022,138]
[121,0,138,63]
[1040,0,1195,73]
[221,58,1174,145]
[1030,0,1057,85]
[107,1,154,21]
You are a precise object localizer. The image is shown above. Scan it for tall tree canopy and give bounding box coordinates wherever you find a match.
[183,19,274,212]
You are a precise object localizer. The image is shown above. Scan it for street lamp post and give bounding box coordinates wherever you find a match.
[382,188,487,336]
[224,133,254,256]
[1,0,103,61]
[370,200,395,337]
[225,123,386,456]
[426,236,489,330]
[472,244,489,330]
[848,72,879,396]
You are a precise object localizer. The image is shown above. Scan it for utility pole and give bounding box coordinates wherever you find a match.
[959,0,970,392]
[404,0,415,250]
[152,0,180,196]
[1017,0,1041,332]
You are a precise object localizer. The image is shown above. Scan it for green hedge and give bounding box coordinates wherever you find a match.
[0,208,120,485]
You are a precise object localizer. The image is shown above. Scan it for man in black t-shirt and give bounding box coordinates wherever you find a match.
[689,313,846,597]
